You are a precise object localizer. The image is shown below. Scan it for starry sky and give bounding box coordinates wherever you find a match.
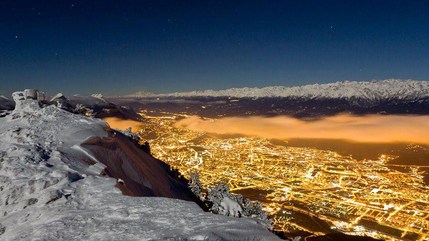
[1,0,429,96]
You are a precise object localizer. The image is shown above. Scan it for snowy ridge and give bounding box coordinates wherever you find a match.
[91,93,105,100]
[127,90,156,98]
[131,79,429,100]
[0,99,279,240]
[49,92,66,102]
[70,94,109,105]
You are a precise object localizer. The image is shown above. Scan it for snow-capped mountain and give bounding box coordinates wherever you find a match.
[126,90,156,98]
[119,79,429,118]
[0,96,279,240]
[131,79,429,100]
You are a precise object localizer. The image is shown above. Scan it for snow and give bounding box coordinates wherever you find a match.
[130,79,429,100]
[91,93,104,99]
[50,93,66,102]
[219,196,243,217]
[0,97,279,241]
[127,90,156,98]
[69,94,110,105]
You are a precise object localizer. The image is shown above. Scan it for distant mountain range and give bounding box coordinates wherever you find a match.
[129,79,429,100]
[120,79,429,117]
[2,79,429,118]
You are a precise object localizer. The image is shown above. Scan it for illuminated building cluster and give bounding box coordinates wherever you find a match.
[137,111,429,241]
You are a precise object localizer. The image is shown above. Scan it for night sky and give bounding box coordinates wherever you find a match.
[1,0,429,96]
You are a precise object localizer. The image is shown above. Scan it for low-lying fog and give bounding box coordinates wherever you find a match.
[103,117,144,132]
[175,114,429,144]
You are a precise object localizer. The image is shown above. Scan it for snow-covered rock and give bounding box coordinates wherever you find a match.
[50,93,67,102]
[49,92,74,110]
[0,96,279,241]
[130,79,429,100]
[219,196,243,217]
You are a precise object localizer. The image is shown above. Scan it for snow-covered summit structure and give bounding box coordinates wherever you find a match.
[12,89,46,102]
[11,89,48,111]
[0,92,278,240]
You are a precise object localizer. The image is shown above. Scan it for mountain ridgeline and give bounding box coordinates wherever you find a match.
[118,79,429,118]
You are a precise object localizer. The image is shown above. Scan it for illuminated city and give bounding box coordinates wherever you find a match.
[135,111,429,241]
[2,1,429,240]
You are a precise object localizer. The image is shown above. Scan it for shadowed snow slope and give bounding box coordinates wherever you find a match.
[0,100,279,241]
[0,95,14,110]
[80,134,195,199]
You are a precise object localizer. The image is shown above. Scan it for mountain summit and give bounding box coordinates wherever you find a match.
[0,91,279,241]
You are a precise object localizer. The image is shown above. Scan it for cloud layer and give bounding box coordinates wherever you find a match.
[175,114,429,144]
[103,117,144,132]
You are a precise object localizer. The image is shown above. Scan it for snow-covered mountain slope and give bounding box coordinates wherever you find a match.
[69,94,110,105]
[0,99,279,241]
[79,134,194,199]
[131,79,429,100]
[68,94,140,120]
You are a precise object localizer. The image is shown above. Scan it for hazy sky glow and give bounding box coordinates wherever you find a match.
[175,115,429,144]
[103,117,145,133]
[103,114,429,144]
[1,1,429,95]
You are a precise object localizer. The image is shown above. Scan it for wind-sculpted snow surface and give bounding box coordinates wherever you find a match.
[0,100,279,241]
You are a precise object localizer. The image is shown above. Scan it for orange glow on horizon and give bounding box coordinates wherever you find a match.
[103,117,144,133]
[174,114,429,144]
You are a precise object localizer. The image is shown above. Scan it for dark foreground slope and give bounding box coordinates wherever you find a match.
[80,133,194,199]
